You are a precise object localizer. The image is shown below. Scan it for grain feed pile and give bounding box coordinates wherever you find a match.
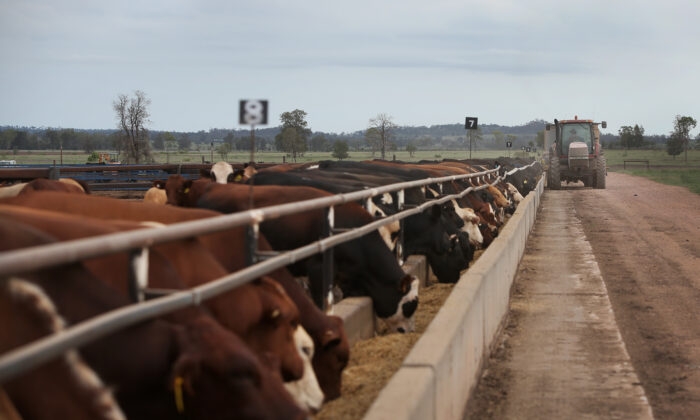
[315,282,455,420]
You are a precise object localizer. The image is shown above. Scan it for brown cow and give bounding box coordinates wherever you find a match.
[0,219,124,420]
[0,219,306,420]
[166,176,420,335]
[0,178,89,198]
[20,178,89,194]
[1,276,126,420]
[0,192,349,401]
[0,205,305,384]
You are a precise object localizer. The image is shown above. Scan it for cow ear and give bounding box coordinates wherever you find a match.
[181,180,194,194]
[231,169,245,183]
[320,316,348,353]
[171,354,199,396]
[399,275,413,294]
[320,328,342,349]
[265,308,283,326]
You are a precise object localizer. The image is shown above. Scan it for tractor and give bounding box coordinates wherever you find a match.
[544,117,607,189]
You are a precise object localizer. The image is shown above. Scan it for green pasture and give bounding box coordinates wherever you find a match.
[602,149,700,195]
[603,149,700,168]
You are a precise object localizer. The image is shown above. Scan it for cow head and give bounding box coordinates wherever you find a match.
[404,204,471,283]
[170,315,306,420]
[284,326,325,413]
[206,162,234,184]
[247,277,305,382]
[311,315,349,401]
[380,275,419,334]
[164,175,211,207]
[425,230,473,283]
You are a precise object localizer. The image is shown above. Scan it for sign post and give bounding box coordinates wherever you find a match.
[239,99,268,165]
[239,100,268,268]
[465,116,478,159]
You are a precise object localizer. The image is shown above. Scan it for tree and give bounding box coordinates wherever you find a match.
[310,133,330,152]
[113,90,152,163]
[619,126,633,149]
[235,135,252,151]
[152,132,165,151]
[366,113,396,160]
[178,134,191,151]
[491,130,505,148]
[632,124,645,147]
[161,132,177,151]
[217,142,231,160]
[619,124,645,149]
[670,115,697,162]
[0,129,17,150]
[275,109,311,159]
[667,134,684,158]
[223,132,235,150]
[332,140,349,160]
[44,128,60,149]
[406,143,417,158]
[278,127,306,162]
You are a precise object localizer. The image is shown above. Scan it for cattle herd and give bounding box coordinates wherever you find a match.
[0,157,542,420]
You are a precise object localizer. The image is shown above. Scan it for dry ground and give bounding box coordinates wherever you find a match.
[465,172,700,419]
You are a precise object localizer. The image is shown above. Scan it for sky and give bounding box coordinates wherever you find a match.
[1,0,699,136]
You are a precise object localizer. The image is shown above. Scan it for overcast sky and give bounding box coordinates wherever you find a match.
[1,0,699,136]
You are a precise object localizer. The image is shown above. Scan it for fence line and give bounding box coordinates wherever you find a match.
[0,162,536,384]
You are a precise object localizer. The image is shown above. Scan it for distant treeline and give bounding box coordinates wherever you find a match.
[0,120,669,154]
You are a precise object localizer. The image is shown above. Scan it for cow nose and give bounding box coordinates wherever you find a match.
[397,327,406,334]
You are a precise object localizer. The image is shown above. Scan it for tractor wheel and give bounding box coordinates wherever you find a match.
[595,155,606,189]
[547,156,561,190]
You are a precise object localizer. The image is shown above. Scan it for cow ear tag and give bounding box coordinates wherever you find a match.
[174,376,185,413]
[183,187,190,194]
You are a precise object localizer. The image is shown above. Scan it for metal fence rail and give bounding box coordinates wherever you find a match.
[0,162,537,384]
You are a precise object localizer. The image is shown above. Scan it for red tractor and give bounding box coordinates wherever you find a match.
[544,117,607,189]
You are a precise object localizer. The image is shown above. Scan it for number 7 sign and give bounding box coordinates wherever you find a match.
[465,117,478,130]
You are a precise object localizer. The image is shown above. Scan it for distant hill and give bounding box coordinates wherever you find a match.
[2,119,666,151]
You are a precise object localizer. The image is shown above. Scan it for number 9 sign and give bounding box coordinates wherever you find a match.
[239,100,268,125]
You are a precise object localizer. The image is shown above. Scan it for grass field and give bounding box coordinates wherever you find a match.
[603,149,700,195]
[3,148,699,194]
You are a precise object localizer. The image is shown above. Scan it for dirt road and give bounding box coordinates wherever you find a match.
[464,172,700,419]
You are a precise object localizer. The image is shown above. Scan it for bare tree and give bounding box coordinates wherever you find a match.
[113,90,152,163]
[366,113,396,160]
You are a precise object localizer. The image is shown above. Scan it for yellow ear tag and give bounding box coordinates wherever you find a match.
[183,187,190,194]
[174,376,185,413]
